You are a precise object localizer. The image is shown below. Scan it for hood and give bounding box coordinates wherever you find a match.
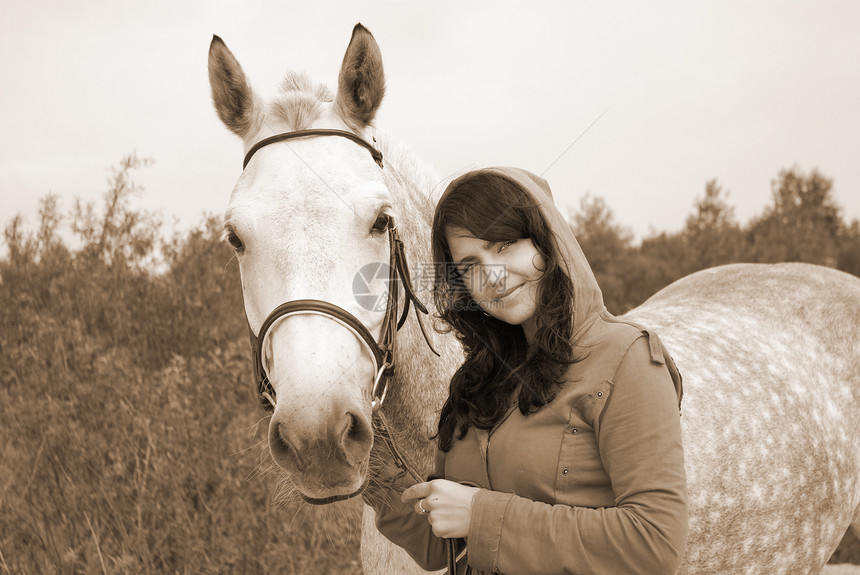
[439,167,605,338]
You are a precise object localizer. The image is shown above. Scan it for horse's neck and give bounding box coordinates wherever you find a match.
[377,132,445,302]
[376,131,458,474]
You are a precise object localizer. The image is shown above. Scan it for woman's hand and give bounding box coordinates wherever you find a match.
[401,479,480,538]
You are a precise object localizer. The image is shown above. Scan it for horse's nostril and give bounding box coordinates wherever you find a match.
[343,412,355,437]
[339,411,372,462]
[338,412,357,441]
[269,421,306,472]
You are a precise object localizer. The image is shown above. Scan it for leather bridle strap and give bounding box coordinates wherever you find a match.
[250,298,389,397]
[243,129,384,169]
[248,218,439,413]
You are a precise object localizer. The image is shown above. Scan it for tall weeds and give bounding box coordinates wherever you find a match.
[0,155,362,574]
[3,156,857,572]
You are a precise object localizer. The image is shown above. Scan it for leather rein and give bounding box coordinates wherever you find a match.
[241,129,437,505]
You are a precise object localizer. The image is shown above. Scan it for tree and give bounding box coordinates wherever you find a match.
[569,194,642,314]
[637,230,688,300]
[71,153,159,269]
[682,179,743,270]
[746,166,842,266]
[837,219,860,277]
[570,193,633,273]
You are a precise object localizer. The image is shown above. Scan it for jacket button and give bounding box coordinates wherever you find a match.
[562,468,569,475]
[572,428,578,434]
[597,391,603,397]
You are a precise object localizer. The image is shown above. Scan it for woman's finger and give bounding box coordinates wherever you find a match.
[413,497,430,516]
[401,481,432,503]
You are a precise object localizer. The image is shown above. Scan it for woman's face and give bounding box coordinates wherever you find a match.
[445,226,545,342]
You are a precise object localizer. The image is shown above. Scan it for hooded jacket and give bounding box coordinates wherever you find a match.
[369,168,688,575]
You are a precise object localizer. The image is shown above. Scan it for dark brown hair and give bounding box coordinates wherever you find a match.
[432,172,577,452]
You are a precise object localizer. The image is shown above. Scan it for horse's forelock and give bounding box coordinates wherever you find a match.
[268,71,334,131]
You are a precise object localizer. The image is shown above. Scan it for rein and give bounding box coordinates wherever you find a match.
[241,128,439,504]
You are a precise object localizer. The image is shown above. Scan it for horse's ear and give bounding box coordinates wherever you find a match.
[208,35,260,138]
[335,24,385,130]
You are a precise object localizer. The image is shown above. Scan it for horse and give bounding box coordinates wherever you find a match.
[208,24,860,574]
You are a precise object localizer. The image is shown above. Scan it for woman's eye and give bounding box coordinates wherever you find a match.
[225,228,244,251]
[371,213,390,233]
[455,262,475,278]
[498,240,517,252]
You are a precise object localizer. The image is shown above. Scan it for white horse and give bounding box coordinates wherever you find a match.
[208,25,860,575]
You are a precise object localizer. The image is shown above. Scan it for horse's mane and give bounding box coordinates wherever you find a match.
[372,130,461,461]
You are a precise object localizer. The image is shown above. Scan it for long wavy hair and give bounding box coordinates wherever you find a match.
[432,172,578,452]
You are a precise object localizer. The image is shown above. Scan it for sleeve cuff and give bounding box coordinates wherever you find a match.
[467,489,514,572]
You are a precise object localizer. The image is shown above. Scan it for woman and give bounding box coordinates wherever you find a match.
[366,167,688,575]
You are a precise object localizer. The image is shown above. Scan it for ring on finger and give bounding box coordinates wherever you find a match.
[418,498,429,515]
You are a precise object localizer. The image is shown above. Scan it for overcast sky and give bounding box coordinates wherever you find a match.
[2,1,859,244]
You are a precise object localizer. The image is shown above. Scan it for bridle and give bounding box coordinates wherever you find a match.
[242,128,438,414]
[243,128,383,170]
[243,129,438,413]
[240,129,438,504]
[239,128,462,571]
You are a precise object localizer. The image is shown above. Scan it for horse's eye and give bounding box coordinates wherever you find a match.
[372,213,391,233]
[225,227,244,252]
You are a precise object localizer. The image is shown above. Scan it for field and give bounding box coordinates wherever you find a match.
[1,157,859,573]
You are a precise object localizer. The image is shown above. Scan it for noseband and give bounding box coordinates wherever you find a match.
[242,128,438,413]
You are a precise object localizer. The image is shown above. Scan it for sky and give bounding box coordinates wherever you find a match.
[2,0,859,245]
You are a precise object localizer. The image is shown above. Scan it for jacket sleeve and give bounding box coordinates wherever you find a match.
[363,448,451,571]
[466,336,689,575]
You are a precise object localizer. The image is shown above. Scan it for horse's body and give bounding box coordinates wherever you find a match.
[624,263,860,573]
[208,25,860,575]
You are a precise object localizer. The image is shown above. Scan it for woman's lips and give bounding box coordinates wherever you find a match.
[494,283,524,301]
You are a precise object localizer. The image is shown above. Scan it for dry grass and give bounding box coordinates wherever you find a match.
[0,164,364,573]
[2,156,857,574]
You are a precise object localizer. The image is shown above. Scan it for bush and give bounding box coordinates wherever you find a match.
[0,156,362,574]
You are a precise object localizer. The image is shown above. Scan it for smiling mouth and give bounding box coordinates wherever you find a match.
[494,283,524,301]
